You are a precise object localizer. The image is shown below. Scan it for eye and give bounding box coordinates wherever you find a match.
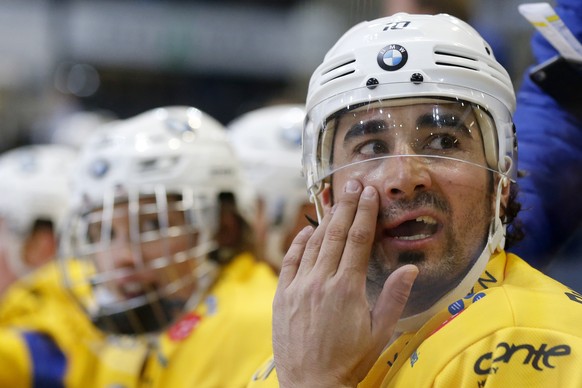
[87,223,101,244]
[356,140,389,156]
[140,218,160,233]
[86,222,116,244]
[426,134,459,150]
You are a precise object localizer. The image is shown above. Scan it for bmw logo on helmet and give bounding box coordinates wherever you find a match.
[89,158,110,179]
[377,44,408,71]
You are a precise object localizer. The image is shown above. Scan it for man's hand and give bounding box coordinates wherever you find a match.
[272,180,418,388]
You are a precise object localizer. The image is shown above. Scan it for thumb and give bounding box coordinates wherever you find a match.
[371,264,418,340]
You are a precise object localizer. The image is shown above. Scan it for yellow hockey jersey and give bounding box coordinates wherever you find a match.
[248,251,582,387]
[0,252,278,387]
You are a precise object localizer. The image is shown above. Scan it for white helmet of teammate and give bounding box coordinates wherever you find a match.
[228,105,307,229]
[228,104,310,266]
[51,110,117,149]
[302,13,517,331]
[59,106,256,335]
[0,144,77,277]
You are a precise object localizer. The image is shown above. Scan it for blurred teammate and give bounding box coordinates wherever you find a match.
[0,106,277,387]
[228,104,316,271]
[0,144,77,295]
[50,110,117,149]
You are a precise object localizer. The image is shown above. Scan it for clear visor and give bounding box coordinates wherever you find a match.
[59,186,218,335]
[304,86,515,197]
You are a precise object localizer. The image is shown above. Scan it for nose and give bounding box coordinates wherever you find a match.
[104,224,138,270]
[381,155,432,199]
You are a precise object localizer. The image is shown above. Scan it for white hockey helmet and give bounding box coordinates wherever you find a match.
[0,144,77,276]
[51,110,117,149]
[60,106,256,335]
[228,104,308,231]
[303,13,517,205]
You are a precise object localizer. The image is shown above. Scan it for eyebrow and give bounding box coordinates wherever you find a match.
[342,119,388,143]
[341,111,475,145]
[415,112,474,137]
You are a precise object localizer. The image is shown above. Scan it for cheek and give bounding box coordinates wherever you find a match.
[327,168,370,205]
[450,174,492,217]
[165,235,193,254]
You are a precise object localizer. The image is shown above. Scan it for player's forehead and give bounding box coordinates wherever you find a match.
[334,99,478,134]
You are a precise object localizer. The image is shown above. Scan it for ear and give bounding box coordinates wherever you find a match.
[216,198,242,248]
[497,176,511,218]
[23,229,57,268]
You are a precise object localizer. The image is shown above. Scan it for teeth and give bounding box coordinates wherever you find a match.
[396,234,431,241]
[416,216,437,224]
[122,282,144,295]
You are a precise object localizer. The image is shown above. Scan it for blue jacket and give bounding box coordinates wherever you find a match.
[509,0,582,268]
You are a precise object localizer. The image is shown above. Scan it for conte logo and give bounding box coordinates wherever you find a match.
[473,342,571,375]
[377,44,408,71]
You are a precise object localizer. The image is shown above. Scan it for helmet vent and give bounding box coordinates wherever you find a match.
[434,50,478,71]
[434,49,509,84]
[319,58,357,86]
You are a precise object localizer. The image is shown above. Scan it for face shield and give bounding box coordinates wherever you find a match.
[303,84,515,214]
[59,186,219,336]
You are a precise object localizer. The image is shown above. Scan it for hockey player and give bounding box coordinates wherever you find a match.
[249,13,582,387]
[228,104,316,271]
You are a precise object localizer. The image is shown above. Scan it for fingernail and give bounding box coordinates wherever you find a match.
[362,186,376,199]
[345,180,360,193]
[402,266,419,288]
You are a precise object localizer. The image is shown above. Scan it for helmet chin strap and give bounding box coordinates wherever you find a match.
[394,177,507,333]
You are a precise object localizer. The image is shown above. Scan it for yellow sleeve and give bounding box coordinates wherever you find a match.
[0,328,68,387]
[0,329,32,387]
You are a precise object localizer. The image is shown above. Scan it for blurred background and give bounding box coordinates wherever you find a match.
[0,0,536,153]
[5,0,582,292]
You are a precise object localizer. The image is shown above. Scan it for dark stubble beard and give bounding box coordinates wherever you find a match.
[364,191,490,318]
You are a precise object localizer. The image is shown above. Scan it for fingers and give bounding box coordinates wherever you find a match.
[278,225,314,289]
[313,180,374,275]
[335,185,380,279]
[371,264,418,340]
[293,201,334,276]
[279,179,379,286]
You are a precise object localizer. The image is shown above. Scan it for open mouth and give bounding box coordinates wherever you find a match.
[385,216,439,241]
[120,281,148,299]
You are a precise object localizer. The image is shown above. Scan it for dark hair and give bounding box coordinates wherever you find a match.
[503,181,524,249]
[210,192,256,264]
